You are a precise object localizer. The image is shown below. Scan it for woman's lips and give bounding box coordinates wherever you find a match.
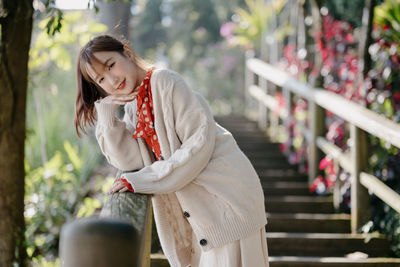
[117,79,126,90]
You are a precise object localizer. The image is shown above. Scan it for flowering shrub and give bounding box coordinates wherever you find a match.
[277,45,312,174]
[292,1,400,255]
[362,0,400,256]
[278,11,359,196]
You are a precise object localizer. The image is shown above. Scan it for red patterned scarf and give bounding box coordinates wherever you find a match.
[132,68,163,161]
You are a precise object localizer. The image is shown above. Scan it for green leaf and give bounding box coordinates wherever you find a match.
[101,177,115,194]
[77,197,101,218]
[63,141,82,172]
[49,46,71,71]
[45,152,63,171]
[383,98,394,118]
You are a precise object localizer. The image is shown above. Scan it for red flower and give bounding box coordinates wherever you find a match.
[279,143,287,152]
[345,33,354,44]
[309,175,325,193]
[325,174,336,188]
[393,92,400,103]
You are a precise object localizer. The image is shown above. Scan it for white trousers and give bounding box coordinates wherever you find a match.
[189,227,269,267]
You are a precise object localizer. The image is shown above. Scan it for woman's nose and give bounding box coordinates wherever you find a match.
[106,73,119,86]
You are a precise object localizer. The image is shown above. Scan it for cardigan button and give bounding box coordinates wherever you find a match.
[199,239,207,246]
[183,211,190,218]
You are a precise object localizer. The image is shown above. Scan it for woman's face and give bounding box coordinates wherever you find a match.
[86,49,142,96]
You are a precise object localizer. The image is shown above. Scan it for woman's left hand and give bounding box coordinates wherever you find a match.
[107,178,134,194]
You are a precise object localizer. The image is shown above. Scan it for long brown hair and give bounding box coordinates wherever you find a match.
[74,34,149,137]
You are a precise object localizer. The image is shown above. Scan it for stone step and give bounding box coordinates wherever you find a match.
[257,168,306,178]
[150,254,400,267]
[267,232,391,257]
[237,142,281,151]
[214,115,254,123]
[260,175,308,183]
[217,121,259,130]
[266,213,350,233]
[258,170,304,180]
[266,196,334,214]
[258,170,308,183]
[234,136,272,144]
[230,129,267,137]
[262,182,310,196]
[246,152,288,161]
[252,160,296,170]
[269,256,400,267]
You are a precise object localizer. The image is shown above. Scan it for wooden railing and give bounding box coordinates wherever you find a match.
[59,170,153,267]
[245,57,400,233]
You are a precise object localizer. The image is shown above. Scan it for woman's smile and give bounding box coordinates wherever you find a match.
[117,78,126,90]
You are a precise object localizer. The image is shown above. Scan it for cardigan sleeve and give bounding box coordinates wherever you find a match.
[94,100,145,171]
[123,71,217,194]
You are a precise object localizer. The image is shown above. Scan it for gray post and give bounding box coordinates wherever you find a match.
[60,218,139,267]
[308,99,325,186]
[350,125,371,233]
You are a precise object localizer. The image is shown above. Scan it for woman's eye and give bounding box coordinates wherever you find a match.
[109,62,115,69]
[99,77,104,84]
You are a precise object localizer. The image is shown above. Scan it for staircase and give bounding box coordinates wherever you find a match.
[217,115,400,267]
[150,115,400,266]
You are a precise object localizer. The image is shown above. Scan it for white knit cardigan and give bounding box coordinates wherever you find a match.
[94,69,267,267]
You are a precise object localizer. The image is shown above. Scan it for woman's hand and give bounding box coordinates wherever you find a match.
[101,91,139,106]
[107,177,134,195]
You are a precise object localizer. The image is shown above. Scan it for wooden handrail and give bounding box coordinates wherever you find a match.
[60,171,153,267]
[317,135,400,213]
[246,57,400,233]
[360,172,400,213]
[316,136,352,173]
[249,85,289,119]
[247,58,400,149]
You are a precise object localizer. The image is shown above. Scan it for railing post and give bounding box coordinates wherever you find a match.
[60,218,139,267]
[258,77,269,131]
[350,125,371,233]
[100,192,153,267]
[268,85,279,142]
[282,87,293,156]
[333,159,341,212]
[308,99,325,186]
[245,50,256,118]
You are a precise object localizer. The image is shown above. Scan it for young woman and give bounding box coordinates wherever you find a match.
[74,34,269,267]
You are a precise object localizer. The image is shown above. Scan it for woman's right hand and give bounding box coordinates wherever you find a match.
[101,91,139,105]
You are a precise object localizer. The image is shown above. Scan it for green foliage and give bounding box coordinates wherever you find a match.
[233,0,286,51]
[30,11,107,72]
[324,0,365,27]
[45,9,63,36]
[40,0,101,36]
[25,141,100,261]
[374,0,400,43]
[31,257,60,267]
[130,0,248,116]
[63,141,82,172]
[25,11,107,263]
[163,0,222,70]
[77,197,102,218]
[27,11,106,168]
[133,0,165,56]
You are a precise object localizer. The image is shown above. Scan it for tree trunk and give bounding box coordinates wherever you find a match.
[0,1,33,266]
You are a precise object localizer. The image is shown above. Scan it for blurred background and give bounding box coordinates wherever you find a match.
[20,0,400,265]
